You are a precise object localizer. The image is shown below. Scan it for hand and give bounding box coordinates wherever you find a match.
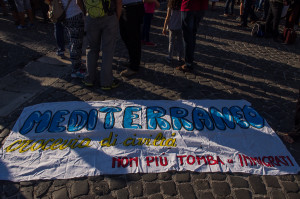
[162,28,167,35]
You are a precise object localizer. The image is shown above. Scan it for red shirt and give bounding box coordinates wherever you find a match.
[181,0,209,11]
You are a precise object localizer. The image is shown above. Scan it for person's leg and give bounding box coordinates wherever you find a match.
[85,16,101,82]
[262,0,269,20]
[265,3,273,37]
[271,1,283,40]
[64,14,85,76]
[119,3,144,72]
[0,0,8,15]
[230,0,235,15]
[241,0,250,26]
[142,13,152,42]
[180,10,203,69]
[224,0,230,15]
[54,22,65,55]
[100,14,118,87]
[168,30,175,60]
[175,29,184,61]
[24,0,34,23]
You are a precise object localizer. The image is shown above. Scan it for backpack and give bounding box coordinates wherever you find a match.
[84,0,114,18]
[251,23,265,37]
[48,0,72,23]
[283,28,297,44]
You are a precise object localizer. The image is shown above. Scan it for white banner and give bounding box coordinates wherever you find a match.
[0,100,299,182]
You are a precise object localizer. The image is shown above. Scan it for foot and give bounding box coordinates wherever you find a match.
[82,78,94,87]
[120,68,138,77]
[176,64,193,72]
[101,79,120,91]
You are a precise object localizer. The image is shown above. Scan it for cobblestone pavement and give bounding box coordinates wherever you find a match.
[1,2,300,199]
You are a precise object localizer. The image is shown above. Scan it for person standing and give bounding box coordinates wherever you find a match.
[162,0,184,63]
[239,0,258,27]
[119,0,158,77]
[81,0,122,90]
[176,0,208,72]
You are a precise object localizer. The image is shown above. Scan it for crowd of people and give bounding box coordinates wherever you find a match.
[0,0,299,83]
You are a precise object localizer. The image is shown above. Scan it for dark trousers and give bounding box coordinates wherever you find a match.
[224,0,235,14]
[119,3,144,71]
[241,0,258,26]
[142,13,153,42]
[262,0,269,19]
[54,22,65,52]
[265,1,283,39]
[181,11,204,67]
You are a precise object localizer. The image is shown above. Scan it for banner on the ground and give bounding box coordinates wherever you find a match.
[0,100,299,181]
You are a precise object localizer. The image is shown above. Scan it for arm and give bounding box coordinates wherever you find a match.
[162,8,171,35]
[116,0,122,20]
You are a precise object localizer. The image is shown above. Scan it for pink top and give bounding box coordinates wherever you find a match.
[144,2,156,13]
[181,0,208,11]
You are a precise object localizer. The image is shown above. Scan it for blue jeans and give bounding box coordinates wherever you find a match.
[54,22,65,52]
[224,0,235,14]
[181,11,204,68]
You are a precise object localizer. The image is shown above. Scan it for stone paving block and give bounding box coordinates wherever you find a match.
[229,176,249,188]
[195,191,214,199]
[287,192,300,199]
[270,189,286,199]
[34,181,52,198]
[52,180,68,187]
[92,181,110,196]
[174,172,190,183]
[19,186,33,199]
[71,180,89,198]
[88,176,104,181]
[210,173,227,181]
[263,176,281,188]
[141,174,157,182]
[211,182,231,197]
[281,182,299,193]
[193,179,210,190]
[177,183,196,199]
[52,187,68,199]
[234,189,252,199]
[115,188,129,199]
[128,182,143,197]
[20,182,35,187]
[148,193,163,199]
[191,173,207,181]
[125,174,141,181]
[107,177,126,190]
[249,176,267,194]
[158,172,172,181]
[0,128,10,138]
[97,194,115,199]
[4,183,20,197]
[161,181,177,196]
[144,182,160,195]
[279,175,295,181]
